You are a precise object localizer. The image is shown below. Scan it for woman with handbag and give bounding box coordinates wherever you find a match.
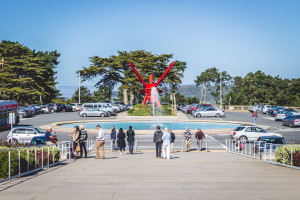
[69,126,80,158]
[117,128,126,155]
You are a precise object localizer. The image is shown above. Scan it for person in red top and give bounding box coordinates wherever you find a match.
[195,129,205,151]
[252,110,258,124]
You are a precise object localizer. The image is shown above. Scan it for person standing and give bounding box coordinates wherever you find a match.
[184,127,192,152]
[162,127,171,159]
[69,126,80,157]
[195,128,205,151]
[117,128,126,155]
[153,126,163,158]
[170,129,176,153]
[126,126,135,154]
[95,125,105,159]
[252,110,258,124]
[111,126,117,151]
[79,125,88,158]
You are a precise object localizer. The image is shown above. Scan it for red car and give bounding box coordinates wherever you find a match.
[187,104,212,114]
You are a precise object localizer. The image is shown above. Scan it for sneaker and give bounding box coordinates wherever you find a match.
[123,153,126,155]
[94,157,100,159]
[120,153,123,155]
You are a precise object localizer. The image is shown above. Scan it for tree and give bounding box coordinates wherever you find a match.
[185,97,199,105]
[71,86,93,103]
[0,40,60,105]
[79,50,186,104]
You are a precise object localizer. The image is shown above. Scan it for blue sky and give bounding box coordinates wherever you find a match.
[1,0,299,97]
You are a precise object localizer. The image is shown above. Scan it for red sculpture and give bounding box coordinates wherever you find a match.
[129,62,175,107]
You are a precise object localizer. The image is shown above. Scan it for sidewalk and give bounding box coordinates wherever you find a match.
[1,151,300,200]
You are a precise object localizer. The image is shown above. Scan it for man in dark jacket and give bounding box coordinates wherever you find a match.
[153,126,163,158]
[170,130,176,153]
[126,126,135,154]
[79,125,88,158]
[111,126,117,150]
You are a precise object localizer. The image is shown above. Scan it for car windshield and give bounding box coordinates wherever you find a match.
[34,128,44,133]
[261,138,284,144]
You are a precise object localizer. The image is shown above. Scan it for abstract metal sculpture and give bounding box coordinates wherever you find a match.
[129,62,174,107]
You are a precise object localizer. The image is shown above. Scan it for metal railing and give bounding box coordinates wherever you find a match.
[109,139,222,152]
[226,139,300,170]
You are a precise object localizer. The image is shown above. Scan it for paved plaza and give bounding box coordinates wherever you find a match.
[1,150,300,200]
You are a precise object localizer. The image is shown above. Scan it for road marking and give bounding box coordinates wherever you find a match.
[205,135,227,149]
[273,129,300,132]
[262,117,275,120]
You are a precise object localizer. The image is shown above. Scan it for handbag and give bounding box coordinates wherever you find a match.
[76,144,81,152]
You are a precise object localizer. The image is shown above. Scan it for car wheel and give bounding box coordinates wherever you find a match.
[100,113,105,117]
[196,113,201,118]
[11,139,18,146]
[19,114,24,118]
[82,113,87,117]
[216,113,220,118]
[289,123,293,128]
[51,109,55,113]
[239,136,248,142]
[281,121,285,126]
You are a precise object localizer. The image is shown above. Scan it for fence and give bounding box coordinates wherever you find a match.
[0,139,96,183]
[226,139,300,170]
[110,139,223,152]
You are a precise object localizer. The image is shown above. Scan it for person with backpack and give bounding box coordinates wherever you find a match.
[79,124,88,158]
[153,126,163,158]
[117,128,126,155]
[170,129,176,153]
[195,128,205,151]
[126,126,135,154]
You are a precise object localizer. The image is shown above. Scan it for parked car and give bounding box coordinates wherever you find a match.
[193,107,225,118]
[69,103,82,111]
[6,126,46,145]
[230,125,282,141]
[262,105,276,114]
[18,107,30,118]
[29,136,46,146]
[61,104,73,112]
[282,108,300,115]
[255,136,285,152]
[41,105,50,114]
[46,103,62,113]
[248,105,262,113]
[82,102,116,116]
[30,104,43,114]
[274,110,291,121]
[281,115,300,127]
[78,108,110,117]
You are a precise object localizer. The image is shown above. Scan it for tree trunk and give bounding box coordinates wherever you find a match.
[200,85,204,104]
[173,93,176,113]
[123,88,128,105]
[204,85,207,104]
[130,90,133,105]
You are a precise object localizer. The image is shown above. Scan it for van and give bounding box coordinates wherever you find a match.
[82,103,117,115]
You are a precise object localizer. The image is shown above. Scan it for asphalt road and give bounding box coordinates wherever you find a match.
[0,111,299,150]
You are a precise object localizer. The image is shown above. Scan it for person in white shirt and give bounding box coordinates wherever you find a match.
[162,127,171,159]
[95,125,105,159]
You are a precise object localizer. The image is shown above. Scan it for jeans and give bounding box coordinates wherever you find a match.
[112,139,117,150]
[253,117,257,124]
[96,140,105,158]
[128,141,134,154]
[162,142,170,159]
[155,141,163,157]
[197,139,203,151]
[120,147,125,152]
[80,141,87,158]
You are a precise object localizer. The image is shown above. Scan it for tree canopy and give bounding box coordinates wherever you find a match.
[79,50,186,104]
[0,40,60,105]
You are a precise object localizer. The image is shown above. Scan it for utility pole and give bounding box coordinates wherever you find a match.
[79,71,81,104]
[220,72,222,109]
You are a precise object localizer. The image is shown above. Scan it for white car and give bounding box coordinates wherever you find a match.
[6,126,45,145]
[193,107,225,118]
[70,103,82,111]
[230,125,282,141]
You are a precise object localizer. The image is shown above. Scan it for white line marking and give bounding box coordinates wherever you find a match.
[206,135,227,149]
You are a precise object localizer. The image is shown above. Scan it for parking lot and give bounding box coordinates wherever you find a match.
[0,111,299,148]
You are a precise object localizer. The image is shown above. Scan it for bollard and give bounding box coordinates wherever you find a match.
[18,149,20,176]
[291,146,293,167]
[135,140,137,152]
[181,140,184,152]
[111,140,113,152]
[206,140,208,152]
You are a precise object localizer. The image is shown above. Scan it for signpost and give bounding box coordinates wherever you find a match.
[9,113,15,143]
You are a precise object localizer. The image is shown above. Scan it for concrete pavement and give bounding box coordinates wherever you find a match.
[1,151,300,200]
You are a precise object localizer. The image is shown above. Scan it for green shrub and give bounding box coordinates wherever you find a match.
[128,109,134,114]
[275,145,300,166]
[0,146,60,179]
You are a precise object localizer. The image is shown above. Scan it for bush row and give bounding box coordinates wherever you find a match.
[0,146,60,179]
[128,104,174,116]
[275,145,300,167]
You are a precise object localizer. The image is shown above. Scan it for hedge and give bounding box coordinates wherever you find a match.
[275,145,300,167]
[0,146,60,179]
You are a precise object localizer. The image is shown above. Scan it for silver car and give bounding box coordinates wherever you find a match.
[281,115,300,127]
[78,108,109,117]
[274,111,290,121]
[193,107,225,118]
[6,127,45,145]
